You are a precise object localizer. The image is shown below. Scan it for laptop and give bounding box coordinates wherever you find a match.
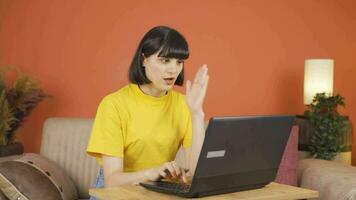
[140,115,295,198]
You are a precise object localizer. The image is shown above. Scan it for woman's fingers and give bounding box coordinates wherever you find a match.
[202,75,209,94]
[182,169,188,183]
[164,162,178,178]
[151,162,188,181]
[201,67,208,86]
[192,65,204,84]
[185,64,209,113]
[159,161,188,181]
[187,64,209,94]
[171,161,182,177]
[196,65,208,86]
[193,64,207,85]
[186,80,191,94]
[158,167,168,178]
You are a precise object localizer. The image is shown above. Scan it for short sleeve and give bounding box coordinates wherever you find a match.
[86,96,125,160]
[182,104,193,148]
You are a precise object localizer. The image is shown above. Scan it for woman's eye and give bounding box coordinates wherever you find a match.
[160,58,170,63]
[177,60,184,64]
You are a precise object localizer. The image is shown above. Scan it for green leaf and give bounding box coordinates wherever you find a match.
[304,92,347,160]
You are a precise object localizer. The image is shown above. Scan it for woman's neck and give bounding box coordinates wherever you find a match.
[138,84,167,97]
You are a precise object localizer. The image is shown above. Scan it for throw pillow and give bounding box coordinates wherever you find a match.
[0,153,78,200]
[0,189,8,200]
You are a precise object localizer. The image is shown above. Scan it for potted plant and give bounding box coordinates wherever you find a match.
[304,92,348,160]
[0,67,47,157]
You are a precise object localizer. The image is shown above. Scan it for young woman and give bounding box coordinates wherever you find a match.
[87,26,209,198]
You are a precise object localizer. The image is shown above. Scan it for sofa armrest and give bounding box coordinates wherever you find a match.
[298,158,356,200]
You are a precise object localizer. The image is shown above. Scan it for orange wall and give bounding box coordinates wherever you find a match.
[1,0,356,163]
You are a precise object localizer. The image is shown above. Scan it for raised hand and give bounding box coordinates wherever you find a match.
[186,64,209,115]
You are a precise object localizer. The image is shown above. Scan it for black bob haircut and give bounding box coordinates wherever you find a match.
[128,26,189,86]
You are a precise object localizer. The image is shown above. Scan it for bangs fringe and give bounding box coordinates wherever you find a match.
[158,31,189,60]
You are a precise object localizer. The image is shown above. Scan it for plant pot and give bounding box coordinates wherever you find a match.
[0,142,24,157]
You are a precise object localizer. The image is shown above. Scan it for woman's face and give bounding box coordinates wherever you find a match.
[142,51,184,93]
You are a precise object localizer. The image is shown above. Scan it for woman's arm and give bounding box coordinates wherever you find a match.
[184,64,209,176]
[102,156,145,187]
[184,111,205,176]
[103,156,188,187]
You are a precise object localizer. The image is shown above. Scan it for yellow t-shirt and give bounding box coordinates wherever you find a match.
[86,83,192,172]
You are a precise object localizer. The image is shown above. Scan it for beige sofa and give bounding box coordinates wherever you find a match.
[1,117,296,199]
[2,117,354,200]
[0,117,297,199]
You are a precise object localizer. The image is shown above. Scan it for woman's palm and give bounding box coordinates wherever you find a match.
[186,65,209,114]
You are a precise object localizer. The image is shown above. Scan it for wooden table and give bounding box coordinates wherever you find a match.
[89,182,318,200]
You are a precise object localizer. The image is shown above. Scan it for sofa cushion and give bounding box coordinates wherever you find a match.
[41,118,99,198]
[299,159,356,200]
[275,125,299,186]
[0,153,78,200]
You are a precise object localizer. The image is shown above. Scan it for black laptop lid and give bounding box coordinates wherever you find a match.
[190,115,295,194]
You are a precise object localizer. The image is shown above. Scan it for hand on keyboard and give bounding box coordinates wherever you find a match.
[145,161,191,184]
[162,168,192,185]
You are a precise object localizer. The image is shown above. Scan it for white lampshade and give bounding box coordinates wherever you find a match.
[304,59,334,105]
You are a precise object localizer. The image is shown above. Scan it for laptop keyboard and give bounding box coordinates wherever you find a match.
[154,180,191,193]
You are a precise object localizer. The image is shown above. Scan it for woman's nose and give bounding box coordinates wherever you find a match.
[167,64,180,74]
